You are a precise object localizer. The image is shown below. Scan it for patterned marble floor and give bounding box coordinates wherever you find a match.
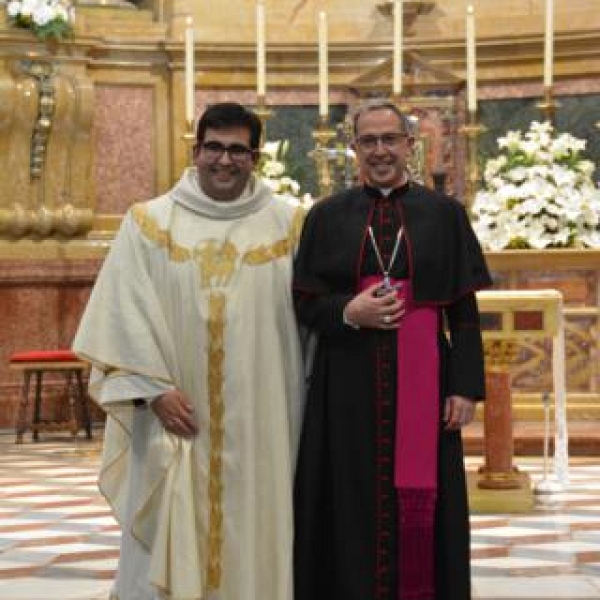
[0,433,598,600]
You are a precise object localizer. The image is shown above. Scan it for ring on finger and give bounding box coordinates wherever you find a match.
[383,315,391,324]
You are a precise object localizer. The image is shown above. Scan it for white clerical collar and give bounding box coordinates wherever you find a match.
[171,168,272,220]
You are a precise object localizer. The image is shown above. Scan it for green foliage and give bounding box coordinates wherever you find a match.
[7,1,73,41]
[35,17,71,41]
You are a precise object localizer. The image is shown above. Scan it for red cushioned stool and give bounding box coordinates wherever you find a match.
[9,350,92,443]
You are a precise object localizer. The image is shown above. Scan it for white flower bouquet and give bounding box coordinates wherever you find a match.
[258,140,313,208]
[6,0,73,41]
[472,121,600,250]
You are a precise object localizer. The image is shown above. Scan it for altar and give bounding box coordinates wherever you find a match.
[485,249,600,423]
[0,0,599,431]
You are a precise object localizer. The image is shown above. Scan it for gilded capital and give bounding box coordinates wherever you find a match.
[484,339,519,369]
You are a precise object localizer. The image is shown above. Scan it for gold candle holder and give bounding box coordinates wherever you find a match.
[537,86,560,125]
[255,95,273,146]
[390,93,412,116]
[183,119,196,166]
[310,114,336,199]
[460,110,486,217]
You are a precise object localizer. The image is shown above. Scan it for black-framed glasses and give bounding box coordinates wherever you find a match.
[355,133,407,152]
[200,141,256,162]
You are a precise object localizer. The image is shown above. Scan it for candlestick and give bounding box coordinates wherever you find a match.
[185,16,195,124]
[318,11,329,118]
[310,115,336,198]
[544,0,554,87]
[393,0,403,95]
[182,118,196,168]
[537,85,559,124]
[256,1,266,97]
[255,95,273,147]
[460,110,486,216]
[466,5,477,113]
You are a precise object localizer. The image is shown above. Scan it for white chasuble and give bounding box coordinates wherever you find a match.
[73,169,305,600]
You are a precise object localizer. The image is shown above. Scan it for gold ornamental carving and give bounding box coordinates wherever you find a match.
[376,2,435,31]
[22,60,55,179]
[483,339,518,370]
[0,57,94,238]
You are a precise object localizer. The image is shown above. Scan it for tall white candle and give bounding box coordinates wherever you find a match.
[318,11,328,118]
[393,0,403,95]
[544,0,554,87]
[256,1,266,97]
[466,5,477,112]
[185,16,195,124]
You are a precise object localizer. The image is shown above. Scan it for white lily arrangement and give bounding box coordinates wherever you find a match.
[258,140,313,208]
[472,121,600,250]
[6,0,73,41]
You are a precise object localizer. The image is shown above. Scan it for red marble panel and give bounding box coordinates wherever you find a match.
[93,86,155,215]
[513,311,544,332]
[479,78,600,101]
[0,259,103,429]
[516,271,595,305]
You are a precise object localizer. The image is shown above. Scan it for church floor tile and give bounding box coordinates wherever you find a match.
[0,433,598,599]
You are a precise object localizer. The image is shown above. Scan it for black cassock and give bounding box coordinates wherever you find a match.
[293,183,492,600]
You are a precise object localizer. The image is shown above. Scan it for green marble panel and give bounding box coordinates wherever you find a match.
[264,104,348,197]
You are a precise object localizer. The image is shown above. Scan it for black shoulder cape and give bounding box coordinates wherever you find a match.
[294,183,492,304]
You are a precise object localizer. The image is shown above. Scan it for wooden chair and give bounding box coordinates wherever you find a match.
[9,350,92,443]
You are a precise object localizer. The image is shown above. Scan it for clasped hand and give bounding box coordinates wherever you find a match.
[443,395,476,430]
[344,282,405,330]
[151,390,199,438]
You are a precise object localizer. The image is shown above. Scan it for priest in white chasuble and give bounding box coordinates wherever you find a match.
[73,102,306,600]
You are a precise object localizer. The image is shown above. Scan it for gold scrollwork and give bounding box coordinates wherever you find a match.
[54,204,94,236]
[19,60,55,180]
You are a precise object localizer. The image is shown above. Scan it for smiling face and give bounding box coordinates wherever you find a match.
[352,107,414,189]
[194,126,257,202]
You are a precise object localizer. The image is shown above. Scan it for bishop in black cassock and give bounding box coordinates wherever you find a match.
[293,100,491,600]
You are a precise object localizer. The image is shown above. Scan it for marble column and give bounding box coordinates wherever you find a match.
[478,339,523,490]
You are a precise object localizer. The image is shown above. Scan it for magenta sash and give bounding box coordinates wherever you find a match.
[360,276,439,600]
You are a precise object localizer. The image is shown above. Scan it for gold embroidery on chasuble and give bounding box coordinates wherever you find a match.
[242,205,305,265]
[207,292,225,589]
[195,240,238,289]
[130,203,304,590]
[131,205,191,262]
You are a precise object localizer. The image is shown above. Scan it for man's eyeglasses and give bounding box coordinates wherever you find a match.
[355,133,408,152]
[200,141,256,162]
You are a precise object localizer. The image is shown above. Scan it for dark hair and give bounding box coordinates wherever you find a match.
[351,98,413,138]
[195,102,262,150]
